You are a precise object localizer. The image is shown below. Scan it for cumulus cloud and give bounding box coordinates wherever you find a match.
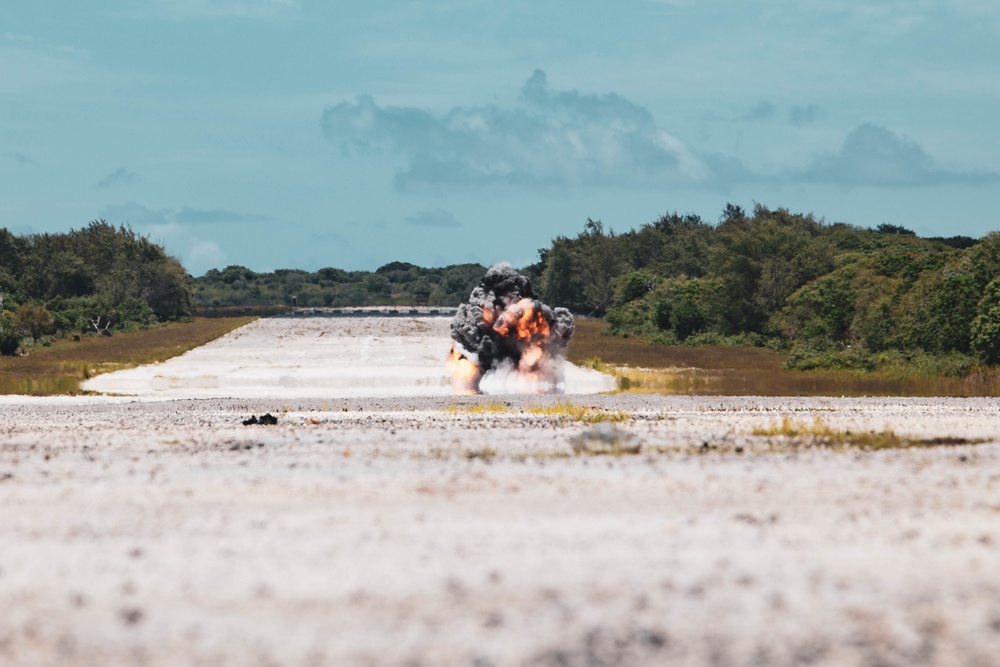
[91,202,230,274]
[405,209,462,228]
[95,167,142,189]
[187,238,226,273]
[796,123,999,188]
[321,69,709,191]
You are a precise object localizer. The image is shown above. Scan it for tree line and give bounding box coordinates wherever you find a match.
[532,203,993,372]
[0,221,191,354]
[191,262,487,311]
[5,207,997,374]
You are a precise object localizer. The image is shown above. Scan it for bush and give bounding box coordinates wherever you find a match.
[12,302,54,341]
[785,341,876,371]
[0,328,21,356]
[971,278,1000,364]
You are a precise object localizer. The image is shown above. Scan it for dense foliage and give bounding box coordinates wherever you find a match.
[191,261,487,310]
[7,205,996,374]
[533,204,993,371]
[0,221,191,354]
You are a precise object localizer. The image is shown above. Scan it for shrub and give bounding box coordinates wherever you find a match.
[0,327,20,356]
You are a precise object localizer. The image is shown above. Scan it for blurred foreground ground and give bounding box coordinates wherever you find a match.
[2,317,999,666]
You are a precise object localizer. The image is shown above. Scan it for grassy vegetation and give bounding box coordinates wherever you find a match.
[752,416,983,450]
[444,401,512,415]
[568,318,1000,397]
[444,399,630,423]
[526,402,630,423]
[0,316,256,395]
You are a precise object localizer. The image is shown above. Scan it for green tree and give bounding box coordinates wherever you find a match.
[13,302,54,341]
[971,278,1000,364]
[615,272,657,303]
[900,270,979,353]
[773,272,855,342]
[539,237,586,312]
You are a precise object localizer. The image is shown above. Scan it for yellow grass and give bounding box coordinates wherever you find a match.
[444,401,511,414]
[526,402,630,423]
[751,416,981,450]
[444,400,630,423]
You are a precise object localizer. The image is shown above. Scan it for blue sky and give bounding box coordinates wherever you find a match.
[2,1,998,275]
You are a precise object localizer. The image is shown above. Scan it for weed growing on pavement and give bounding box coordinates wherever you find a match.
[752,417,984,450]
[444,402,511,415]
[464,446,497,461]
[526,402,630,423]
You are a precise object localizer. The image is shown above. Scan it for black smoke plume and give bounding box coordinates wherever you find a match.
[448,262,575,394]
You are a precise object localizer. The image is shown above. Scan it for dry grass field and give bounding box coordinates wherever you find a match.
[0,317,256,394]
[8,314,1000,398]
[567,318,1000,397]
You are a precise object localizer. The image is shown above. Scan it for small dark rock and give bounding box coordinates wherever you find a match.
[242,413,278,426]
[119,607,144,625]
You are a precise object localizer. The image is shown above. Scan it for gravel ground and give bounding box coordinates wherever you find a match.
[3,318,1000,666]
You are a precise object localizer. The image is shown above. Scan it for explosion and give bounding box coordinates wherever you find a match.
[449,262,575,394]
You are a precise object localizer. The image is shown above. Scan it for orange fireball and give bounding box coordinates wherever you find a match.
[447,344,481,394]
[494,300,550,345]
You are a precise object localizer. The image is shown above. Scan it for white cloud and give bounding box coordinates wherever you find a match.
[96,201,271,274]
[796,123,999,188]
[187,238,226,274]
[321,70,710,192]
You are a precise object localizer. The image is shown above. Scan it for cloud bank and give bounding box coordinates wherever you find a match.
[797,123,999,188]
[322,72,997,194]
[321,69,708,191]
